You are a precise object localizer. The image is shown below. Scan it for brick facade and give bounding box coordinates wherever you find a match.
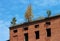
[9,15,60,41]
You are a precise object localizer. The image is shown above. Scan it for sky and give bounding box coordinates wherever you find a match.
[0,0,60,41]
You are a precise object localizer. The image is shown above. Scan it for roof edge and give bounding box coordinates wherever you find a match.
[9,15,60,29]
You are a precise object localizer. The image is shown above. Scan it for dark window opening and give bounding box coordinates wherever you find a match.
[24,33,28,41]
[46,22,51,25]
[13,29,17,33]
[35,24,39,28]
[24,27,28,30]
[46,28,51,37]
[35,31,39,39]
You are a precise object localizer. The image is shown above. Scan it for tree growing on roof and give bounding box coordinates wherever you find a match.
[47,10,51,18]
[25,5,33,22]
[11,17,17,26]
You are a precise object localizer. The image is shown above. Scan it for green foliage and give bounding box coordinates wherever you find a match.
[11,17,17,26]
[47,10,51,18]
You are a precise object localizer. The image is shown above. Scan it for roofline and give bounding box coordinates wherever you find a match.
[9,15,60,30]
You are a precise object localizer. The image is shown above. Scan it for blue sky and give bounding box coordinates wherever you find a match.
[0,0,60,41]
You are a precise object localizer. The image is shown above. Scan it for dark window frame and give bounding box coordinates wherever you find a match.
[24,27,28,30]
[46,28,51,37]
[13,29,17,33]
[35,24,39,28]
[46,22,51,25]
[24,33,28,41]
[35,31,39,39]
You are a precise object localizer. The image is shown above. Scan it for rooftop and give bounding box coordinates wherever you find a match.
[10,15,60,29]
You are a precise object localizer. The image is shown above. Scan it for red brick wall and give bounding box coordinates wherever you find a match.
[10,17,60,41]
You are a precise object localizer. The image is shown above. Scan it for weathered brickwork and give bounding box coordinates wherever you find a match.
[10,15,60,41]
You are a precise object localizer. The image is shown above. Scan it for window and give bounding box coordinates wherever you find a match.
[13,29,17,33]
[24,27,28,30]
[35,24,39,28]
[35,31,39,39]
[46,28,51,37]
[46,22,51,25]
[24,33,28,41]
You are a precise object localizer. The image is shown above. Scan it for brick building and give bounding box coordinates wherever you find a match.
[8,5,60,41]
[9,14,60,41]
